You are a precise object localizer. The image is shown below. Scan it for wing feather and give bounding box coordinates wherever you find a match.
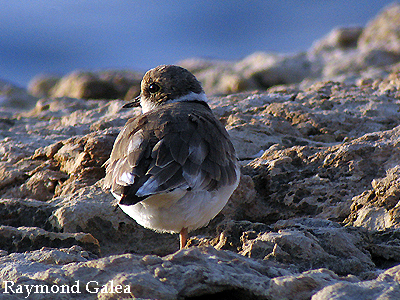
[103,101,239,206]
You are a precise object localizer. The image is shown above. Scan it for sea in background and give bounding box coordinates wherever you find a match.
[0,0,396,88]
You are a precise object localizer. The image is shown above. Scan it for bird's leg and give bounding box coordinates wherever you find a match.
[179,227,188,249]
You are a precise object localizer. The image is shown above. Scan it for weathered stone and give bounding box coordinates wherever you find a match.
[211,218,374,275]
[27,74,61,98]
[267,268,344,300]
[365,229,400,270]
[312,264,400,300]
[319,48,400,78]
[237,52,313,89]
[0,246,286,300]
[344,144,400,231]
[180,59,257,95]
[1,5,400,298]
[376,70,400,99]
[0,226,100,256]
[49,131,116,196]
[48,183,179,256]
[178,4,400,97]
[244,125,400,225]
[0,198,54,229]
[358,2,400,54]
[0,79,38,109]
[48,70,142,100]
[181,52,314,95]
[0,245,397,300]
[310,27,363,55]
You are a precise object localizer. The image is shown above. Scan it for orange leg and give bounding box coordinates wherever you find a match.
[179,227,188,249]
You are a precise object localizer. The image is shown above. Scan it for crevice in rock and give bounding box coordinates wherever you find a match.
[184,288,261,300]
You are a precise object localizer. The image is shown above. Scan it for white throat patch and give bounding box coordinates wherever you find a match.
[171,92,208,103]
[140,99,158,114]
[140,92,208,114]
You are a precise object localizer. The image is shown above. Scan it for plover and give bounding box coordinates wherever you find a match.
[103,65,240,249]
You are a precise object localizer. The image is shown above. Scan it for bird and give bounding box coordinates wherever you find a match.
[103,65,240,249]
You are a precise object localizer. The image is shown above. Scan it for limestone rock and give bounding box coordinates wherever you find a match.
[27,74,61,98]
[0,198,54,229]
[213,218,374,275]
[310,27,363,55]
[0,245,397,300]
[365,229,400,270]
[210,80,400,161]
[267,269,345,300]
[49,183,179,256]
[346,165,400,231]
[239,124,400,226]
[0,226,100,256]
[317,48,400,78]
[0,246,283,299]
[2,6,400,297]
[0,79,38,110]
[180,52,313,95]
[180,59,257,95]
[312,265,400,300]
[358,2,400,54]
[48,70,142,100]
[178,3,400,95]
[375,69,400,98]
[236,52,313,89]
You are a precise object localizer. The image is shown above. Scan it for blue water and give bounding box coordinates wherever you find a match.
[0,0,395,87]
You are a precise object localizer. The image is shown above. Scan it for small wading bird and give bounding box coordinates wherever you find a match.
[103,65,240,249]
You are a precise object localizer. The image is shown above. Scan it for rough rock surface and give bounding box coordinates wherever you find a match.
[28,70,142,101]
[178,3,400,96]
[0,80,38,109]
[1,2,400,299]
[358,2,400,54]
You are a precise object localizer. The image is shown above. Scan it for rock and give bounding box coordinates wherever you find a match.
[345,165,400,231]
[48,70,142,100]
[178,3,400,96]
[218,174,260,221]
[312,265,400,300]
[0,246,286,300]
[317,48,400,79]
[365,229,400,270]
[375,69,400,98]
[2,70,400,262]
[0,198,54,229]
[48,183,179,256]
[244,125,400,226]
[308,3,400,80]
[211,80,400,161]
[0,245,397,300]
[0,226,100,256]
[27,74,61,98]
[49,131,117,196]
[180,59,257,95]
[0,79,38,110]
[310,27,363,55]
[358,2,400,54]
[213,218,374,275]
[0,96,139,202]
[180,52,313,95]
[1,5,400,298]
[236,52,313,89]
[267,268,345,300]
[0,129,117,201]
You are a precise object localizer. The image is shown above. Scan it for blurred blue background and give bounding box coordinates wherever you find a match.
[0,0,395,87]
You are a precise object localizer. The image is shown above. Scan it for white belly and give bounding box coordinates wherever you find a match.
[119,175,239,233]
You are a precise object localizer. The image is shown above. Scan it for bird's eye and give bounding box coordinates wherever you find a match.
[148,83,160,94]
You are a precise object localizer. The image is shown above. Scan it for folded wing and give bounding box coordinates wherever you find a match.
[103,102,238,206]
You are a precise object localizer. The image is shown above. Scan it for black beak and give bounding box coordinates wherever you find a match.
[122,95,141,108]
